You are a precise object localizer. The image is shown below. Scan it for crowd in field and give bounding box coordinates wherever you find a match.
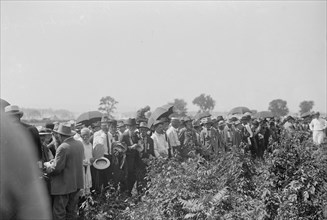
[1,101,326,220]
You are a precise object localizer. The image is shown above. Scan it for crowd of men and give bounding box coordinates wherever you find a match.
[1,102,326,220]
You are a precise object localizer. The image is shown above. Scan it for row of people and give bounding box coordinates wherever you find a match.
[2,103,326,220]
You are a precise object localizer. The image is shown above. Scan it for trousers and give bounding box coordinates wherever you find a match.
[52,190,80,220]
[313,130,326,145]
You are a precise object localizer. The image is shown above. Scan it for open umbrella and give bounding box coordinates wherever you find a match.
[228,106,251,115]
[147,104,174,128]
[76,111,103,127]
[194,111,211,120]
[253,111,274,119]
[300,111,313,118]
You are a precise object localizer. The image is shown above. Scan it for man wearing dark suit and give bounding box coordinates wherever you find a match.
[136,122,155,195]
[44,123,84,220]
[120,118,141,196]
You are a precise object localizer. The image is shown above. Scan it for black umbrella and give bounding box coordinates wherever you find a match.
[194,111,211,120]
[76,111,103,127]
[253,111,274,119]
[147,104,174,128]
[228,106,251,115]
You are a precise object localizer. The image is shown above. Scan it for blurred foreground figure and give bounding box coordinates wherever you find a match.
[0,114,51,219]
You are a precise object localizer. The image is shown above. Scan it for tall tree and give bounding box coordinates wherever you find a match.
[98,96,118,118]
[192,94,215,113]
[168,98,188,117]
[268,99,289,117]
[299,100,314,115]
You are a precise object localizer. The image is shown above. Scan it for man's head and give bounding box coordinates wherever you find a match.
[241,115,251,124]
[81,127,91,144]
[170,117,180,129]
[226,119,233,128]
[182,116,192,129]
[100,116,110,133]
[314,112,320,119]
[218,120,226,130]
[109,119,117,134]
[138,122,149,136]
[117,120,126,133]
[4,105,24,122]
[201,117,212,129]
[153,118,169,134]
[38,127,52,145]
[126,118,137,132]
[53,123,75,144]
[252,120,259,129]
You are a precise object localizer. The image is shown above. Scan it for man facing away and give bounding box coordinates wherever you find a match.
[44,123,84,220]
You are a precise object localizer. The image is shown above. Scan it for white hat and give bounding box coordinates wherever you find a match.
[93,157,110,170]
[4,105,24,118]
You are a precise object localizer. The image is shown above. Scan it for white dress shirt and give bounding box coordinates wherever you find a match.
[310,118,327,131]
[93,130,113,155]
[166,126,180,147]
[151,131,169,158]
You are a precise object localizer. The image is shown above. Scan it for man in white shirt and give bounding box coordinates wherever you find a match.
[151,118,170,158]
[166,117,181,154]
[309,112,327,145]
[92,116,114,192]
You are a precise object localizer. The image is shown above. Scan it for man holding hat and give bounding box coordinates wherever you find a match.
[92,115,115,192]
[44,123,84,220]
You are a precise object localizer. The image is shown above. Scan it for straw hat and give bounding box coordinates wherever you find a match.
[126,118,137,126]
[4,105,24,118]
[53,123,76,136]
[93,157,110,170]
[138,121,149,129]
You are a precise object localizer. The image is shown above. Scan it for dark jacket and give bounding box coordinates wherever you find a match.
[50,137,84,195]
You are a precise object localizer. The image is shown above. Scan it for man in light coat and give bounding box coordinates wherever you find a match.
[309,112,327,145]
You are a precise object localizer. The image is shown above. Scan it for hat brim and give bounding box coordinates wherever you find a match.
[93,157,110,170]
[53,130,76,136]
[6,111,24,118]
[138,126,149,129]
[126,123,137,126]
[39,132,52,136]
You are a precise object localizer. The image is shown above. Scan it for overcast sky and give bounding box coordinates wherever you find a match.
[1,1,326,115]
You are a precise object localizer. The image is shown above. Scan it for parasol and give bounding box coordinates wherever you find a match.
[76,111,103,127]
[147,104,174,128]
[228,106,251,115]
[253,111,274,119]
[194,111,211,120]
[300,111,313,118]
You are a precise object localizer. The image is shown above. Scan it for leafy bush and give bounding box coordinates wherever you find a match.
[79,131,327,220]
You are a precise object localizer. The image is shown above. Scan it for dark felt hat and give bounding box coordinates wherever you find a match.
[126,118,137,126]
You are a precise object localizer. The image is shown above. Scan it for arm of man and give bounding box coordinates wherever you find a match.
[47,144,67,175]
